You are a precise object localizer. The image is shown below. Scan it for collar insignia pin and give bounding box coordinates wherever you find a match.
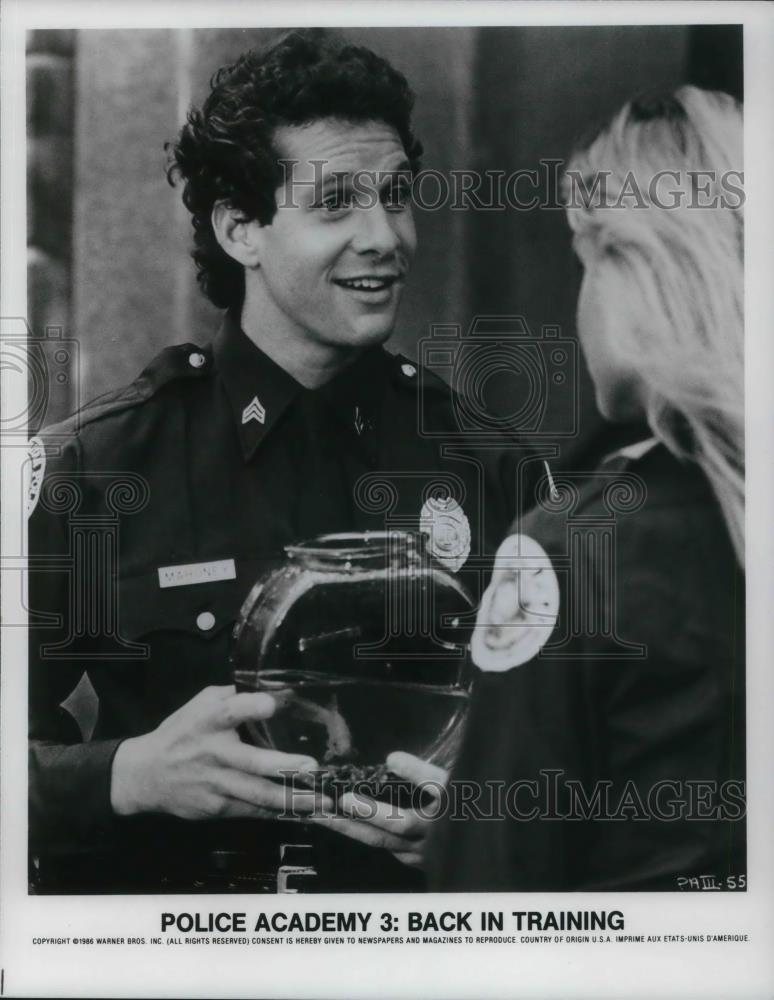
[242,396,266,425]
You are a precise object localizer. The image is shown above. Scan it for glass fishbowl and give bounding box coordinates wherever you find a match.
[231,531,475,797]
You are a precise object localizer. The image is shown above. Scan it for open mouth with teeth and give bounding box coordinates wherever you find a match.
[333,275,400,292]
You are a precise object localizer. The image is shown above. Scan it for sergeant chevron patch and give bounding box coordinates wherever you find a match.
[242,396,266,425]
[471,533,559,672]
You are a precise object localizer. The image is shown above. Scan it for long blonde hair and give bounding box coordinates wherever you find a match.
[565,86,744,565]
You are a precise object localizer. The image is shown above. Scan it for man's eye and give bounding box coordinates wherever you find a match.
[317,194,351,214]
[382,180,412,212]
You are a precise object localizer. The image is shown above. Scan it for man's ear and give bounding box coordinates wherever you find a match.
[211,201,263,267]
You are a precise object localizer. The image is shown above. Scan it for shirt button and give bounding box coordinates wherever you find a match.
[401,363,417,378]
[196,611,216,632]
[188,352,206,369]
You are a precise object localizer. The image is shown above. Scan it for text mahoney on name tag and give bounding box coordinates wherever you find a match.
[157,559,237,588]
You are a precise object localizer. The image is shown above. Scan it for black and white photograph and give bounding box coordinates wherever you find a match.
[2,1,773,997]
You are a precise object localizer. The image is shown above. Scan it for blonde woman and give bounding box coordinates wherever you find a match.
[430,87,746,891]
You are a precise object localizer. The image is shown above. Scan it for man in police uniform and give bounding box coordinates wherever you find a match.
[28,31,525,892]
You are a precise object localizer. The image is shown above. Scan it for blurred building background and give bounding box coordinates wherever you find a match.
[27,24,742,461]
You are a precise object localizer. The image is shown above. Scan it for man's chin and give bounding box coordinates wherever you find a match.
[345,319,397,348]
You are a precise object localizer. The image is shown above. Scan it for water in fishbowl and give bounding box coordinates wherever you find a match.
[239,669,469,800]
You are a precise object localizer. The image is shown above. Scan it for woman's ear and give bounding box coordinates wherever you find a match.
[211,201,262,267]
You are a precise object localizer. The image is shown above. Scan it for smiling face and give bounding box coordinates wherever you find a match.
[245,118,416,362]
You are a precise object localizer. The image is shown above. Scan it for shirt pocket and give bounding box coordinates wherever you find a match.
[117,559,268,644]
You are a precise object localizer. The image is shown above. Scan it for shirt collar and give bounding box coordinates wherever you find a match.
[314,344,387,459]
[214,311,303,461]
[214,310,389,464]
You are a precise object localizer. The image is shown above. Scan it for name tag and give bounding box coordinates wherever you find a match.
[157,559,236,588]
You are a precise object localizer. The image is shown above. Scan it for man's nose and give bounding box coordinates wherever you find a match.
[351,203,402,257]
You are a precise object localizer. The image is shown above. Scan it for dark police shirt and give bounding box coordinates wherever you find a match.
[428,440,745,892]
[28,312,533,891]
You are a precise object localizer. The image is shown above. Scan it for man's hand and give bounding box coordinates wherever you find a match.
[110,685,329,821]
[309,751,448,868]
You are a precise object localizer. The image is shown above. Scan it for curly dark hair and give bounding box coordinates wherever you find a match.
[166,29,423,309]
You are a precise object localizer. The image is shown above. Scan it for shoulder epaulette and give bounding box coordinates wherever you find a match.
[390,353,453,395]
[41,342,213,439]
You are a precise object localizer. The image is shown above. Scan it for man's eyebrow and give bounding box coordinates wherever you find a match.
[318,170,353,191]
[373,162,415,189]
[382,159,413,177]
[321,161,412,182]
[313,161,414,195]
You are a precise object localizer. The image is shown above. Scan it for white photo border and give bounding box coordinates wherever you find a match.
[2,2,773,997]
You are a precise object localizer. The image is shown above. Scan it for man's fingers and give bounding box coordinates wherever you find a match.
[224,741,319,778]
[215,797,286,821]
[215,770,328,815]
[215,797,318,822]
[165,685,235,728]
[338,792,427,839]
[207,692,277,731]
[192,684,235,699]
[309,813,411,854]
[387,751,448,791]
[393,850,424,869]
